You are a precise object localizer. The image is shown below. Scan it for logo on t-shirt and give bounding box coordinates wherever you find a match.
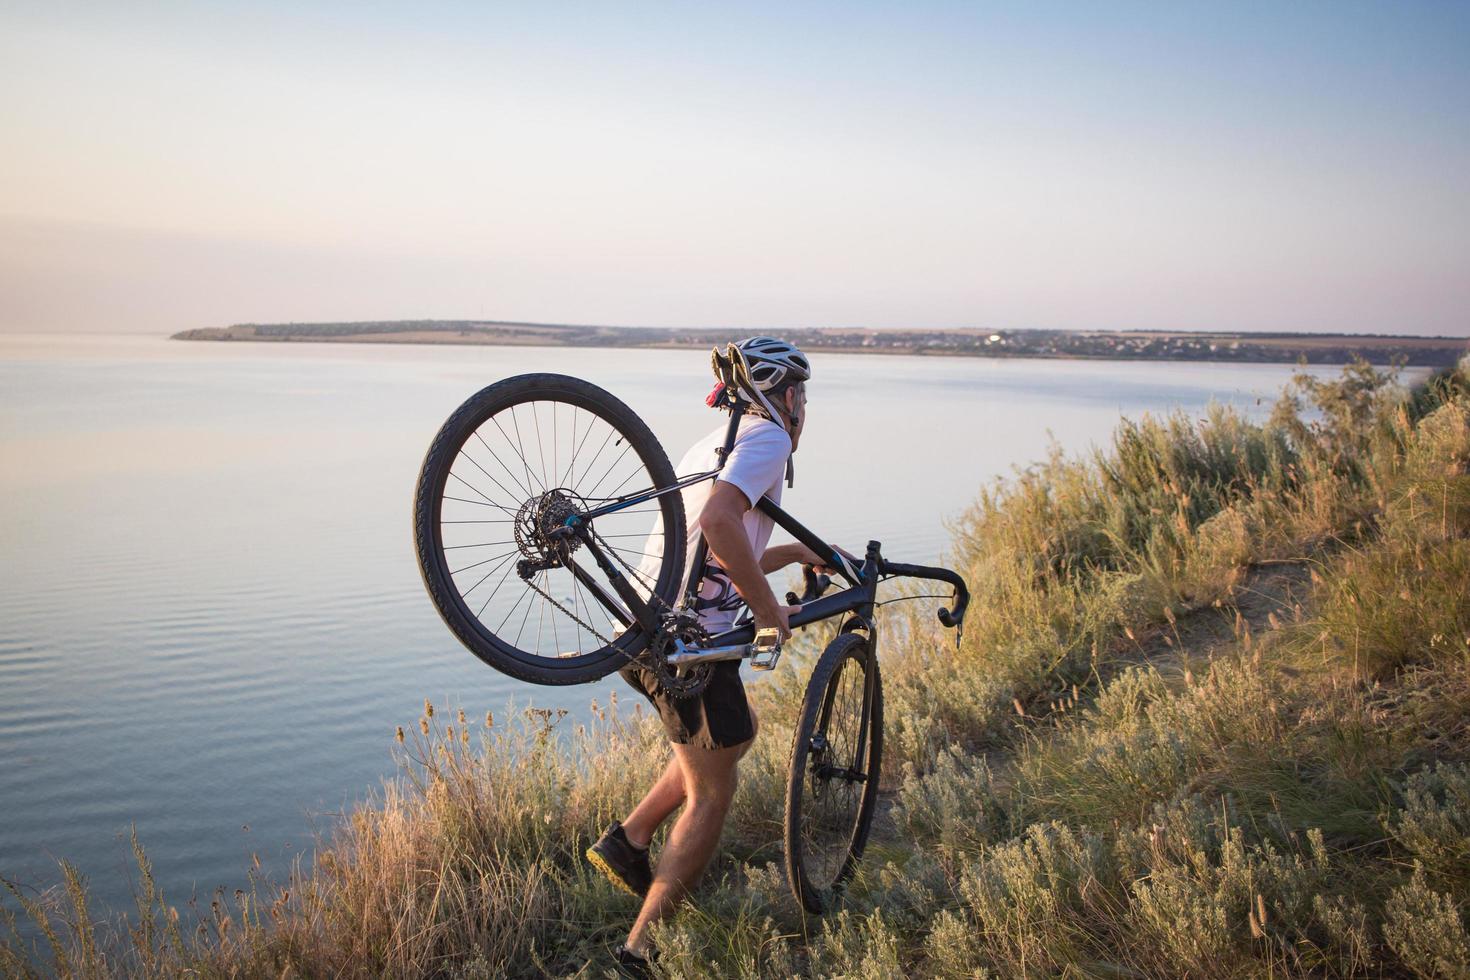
[691,557,745,623]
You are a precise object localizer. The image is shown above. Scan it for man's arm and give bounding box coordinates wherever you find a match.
[759,543,805,575]
[698,482,796,640]
[759,542,856,575]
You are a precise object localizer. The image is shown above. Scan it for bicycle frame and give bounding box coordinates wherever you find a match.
[555,395,968,662]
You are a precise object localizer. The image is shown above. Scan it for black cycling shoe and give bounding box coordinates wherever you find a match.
[614,944,654,978]
[586,821,652,898]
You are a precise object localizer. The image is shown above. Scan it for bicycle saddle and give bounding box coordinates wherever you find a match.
[710,345,737,391]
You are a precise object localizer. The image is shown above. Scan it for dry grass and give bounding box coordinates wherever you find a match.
[5,358,1470,977]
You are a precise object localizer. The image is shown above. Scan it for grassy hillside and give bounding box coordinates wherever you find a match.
[6,360,1470,978]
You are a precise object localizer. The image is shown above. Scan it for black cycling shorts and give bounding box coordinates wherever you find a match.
[619,659,755,751]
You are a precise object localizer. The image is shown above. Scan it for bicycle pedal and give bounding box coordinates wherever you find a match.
[750,627,783,671]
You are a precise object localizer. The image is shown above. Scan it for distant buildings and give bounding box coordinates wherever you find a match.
[172,322,1468,368]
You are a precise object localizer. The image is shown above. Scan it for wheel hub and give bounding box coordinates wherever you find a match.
[513,489,583,566]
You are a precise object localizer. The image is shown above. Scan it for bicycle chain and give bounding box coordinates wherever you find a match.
[518,521,716,699]
[518,516,665,646]
[520,560,615,647]
[584,523,717,698]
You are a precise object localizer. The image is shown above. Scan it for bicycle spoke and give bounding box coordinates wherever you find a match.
[609,544,663,562]
[477,560,522,617]
[602,460,651,499]
[474,430,535,499]
[530,401,550,492]
[494,410,546,495]
[533,569,548,656]
[447,470,517,515]
[575,424,620,496]
[571,577,596,648]
[456,552,517,596]
[456,445,528,506]
[443,494,515,509]
[512,587,536,649]
[494,581,534,633]
[450,547,519,576]
[506,404,536,495]
[563,406,594,488]
[586,442,635,500]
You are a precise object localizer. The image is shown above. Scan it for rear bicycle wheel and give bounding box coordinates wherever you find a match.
[413,373,686,686]
[784,631,883,914]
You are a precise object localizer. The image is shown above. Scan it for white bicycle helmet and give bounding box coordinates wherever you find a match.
[733,337,811,390]
[727,336,811,424]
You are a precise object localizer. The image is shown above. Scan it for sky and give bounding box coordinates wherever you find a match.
[2,0,1467,336]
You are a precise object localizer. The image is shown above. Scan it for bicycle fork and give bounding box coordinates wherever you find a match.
[820,541,882,787]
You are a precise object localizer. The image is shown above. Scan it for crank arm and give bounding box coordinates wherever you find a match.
[664,627,784,669]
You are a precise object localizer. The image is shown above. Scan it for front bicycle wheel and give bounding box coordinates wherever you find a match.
[784,631,883,914]
[413,373,686,686]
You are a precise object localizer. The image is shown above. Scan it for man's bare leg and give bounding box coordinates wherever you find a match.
[625,737,746,956]
[621,708,758,851]
[621,756,685,849]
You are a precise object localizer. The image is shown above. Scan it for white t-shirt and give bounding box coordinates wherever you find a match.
[637,414,791,635]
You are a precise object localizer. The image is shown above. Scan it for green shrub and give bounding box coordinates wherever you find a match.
[1390,763,1470,894]
[1123,812,1331,977]
[891,749,1003,853]
[1313,535,1470,679]
[1383,864,1470,979]
[956,821,1120,975]
[920,909,997,979]
[809,909,904,980]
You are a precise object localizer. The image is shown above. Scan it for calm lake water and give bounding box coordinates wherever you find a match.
[0,333,1377,921]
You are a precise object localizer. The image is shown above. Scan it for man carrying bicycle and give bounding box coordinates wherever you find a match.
[585,337,842,975]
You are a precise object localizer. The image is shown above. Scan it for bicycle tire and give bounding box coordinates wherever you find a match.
[784,631,883,914]
[413,373,686,686]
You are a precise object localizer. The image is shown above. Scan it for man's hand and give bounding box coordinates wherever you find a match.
[800,543,858,576]
[753,602,802,643]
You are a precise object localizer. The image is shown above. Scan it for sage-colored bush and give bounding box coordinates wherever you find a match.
[1383,865,1470,980]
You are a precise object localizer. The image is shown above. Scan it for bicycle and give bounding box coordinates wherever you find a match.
[412,356,968,913]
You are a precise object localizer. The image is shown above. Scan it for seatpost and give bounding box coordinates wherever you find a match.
[713,397,746,470]
[680,397,746,611]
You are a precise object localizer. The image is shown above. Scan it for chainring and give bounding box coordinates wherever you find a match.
[640,616,715,700]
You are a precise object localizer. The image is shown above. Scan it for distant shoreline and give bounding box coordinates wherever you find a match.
[171,320,1469,367]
